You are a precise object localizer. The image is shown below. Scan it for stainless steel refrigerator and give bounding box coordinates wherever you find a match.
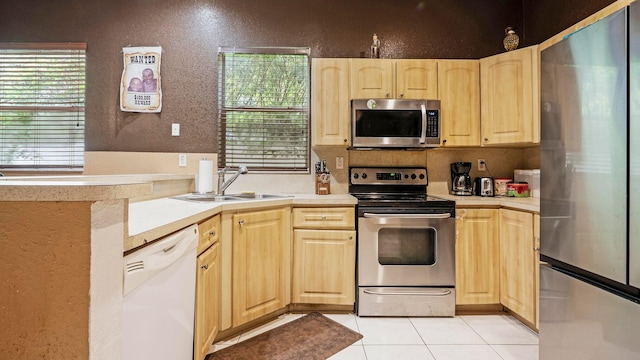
[539,4,640,359]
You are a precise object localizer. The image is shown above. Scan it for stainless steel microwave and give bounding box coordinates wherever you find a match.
[351,98,441,148]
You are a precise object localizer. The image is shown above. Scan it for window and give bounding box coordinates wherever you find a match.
[217,47,310,172]
[0,43,86,170]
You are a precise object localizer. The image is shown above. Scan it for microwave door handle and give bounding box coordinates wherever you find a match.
[420,104,427,144]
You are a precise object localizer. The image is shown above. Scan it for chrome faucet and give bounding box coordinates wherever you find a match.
[217,166,248,195]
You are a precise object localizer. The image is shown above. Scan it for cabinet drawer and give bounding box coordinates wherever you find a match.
[197,214,221,254]
[292,207,355,229]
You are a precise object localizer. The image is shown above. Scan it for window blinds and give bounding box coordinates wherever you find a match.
[217,47,310,171]
[0,43,86,169]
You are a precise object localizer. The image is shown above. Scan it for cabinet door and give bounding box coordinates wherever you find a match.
[194,242,220,360]
[480,45,537,145]
[292,229,356,305]
[350,59,394,99]
[396,60,438,99]
[232,208,290,326]
[455,208,499,305]
[311,59,351,146]
[499,209,535,324]
[438,60,481,146]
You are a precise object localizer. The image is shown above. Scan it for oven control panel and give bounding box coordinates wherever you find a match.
[350,167,427,185]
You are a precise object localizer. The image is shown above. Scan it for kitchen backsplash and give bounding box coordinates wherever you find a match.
[81,147,540,195]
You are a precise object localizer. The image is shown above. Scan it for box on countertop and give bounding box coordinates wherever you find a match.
[514,169,540,198]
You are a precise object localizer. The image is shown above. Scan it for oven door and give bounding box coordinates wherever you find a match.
[357,211,455,287]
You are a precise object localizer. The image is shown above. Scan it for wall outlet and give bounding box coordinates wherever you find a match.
[178,154,187,167]
[478,159,486,171]
[171,123,180,136]
[336,156,344,170]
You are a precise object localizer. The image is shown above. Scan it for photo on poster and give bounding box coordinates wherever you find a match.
[120,46,162,112]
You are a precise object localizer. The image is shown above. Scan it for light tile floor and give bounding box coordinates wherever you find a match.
[210,312,539,360]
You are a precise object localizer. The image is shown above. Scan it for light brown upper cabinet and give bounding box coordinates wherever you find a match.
[480,45,539,145]
[350,59,438,99]
[311,58,351,146]
[438,60,481,146]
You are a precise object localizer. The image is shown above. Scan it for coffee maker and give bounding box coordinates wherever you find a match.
[450,162,473,196]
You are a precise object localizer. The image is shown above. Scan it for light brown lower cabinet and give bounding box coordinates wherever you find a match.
[232,207,291,327]
[194,215,221,360]
[291,207,356,306]
[499,208,536,325]
[455,208,500,305]
[292,229,356,304]
[194,242,220,360]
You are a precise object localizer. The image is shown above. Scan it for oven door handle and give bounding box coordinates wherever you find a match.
[363,288,452,297]
[363,212,451,219]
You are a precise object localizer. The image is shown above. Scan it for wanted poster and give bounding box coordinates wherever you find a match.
[120,46,162,112]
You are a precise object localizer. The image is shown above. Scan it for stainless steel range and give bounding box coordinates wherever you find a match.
[350,167,456,317]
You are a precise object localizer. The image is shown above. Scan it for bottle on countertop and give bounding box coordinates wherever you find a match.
[370,33,380,58]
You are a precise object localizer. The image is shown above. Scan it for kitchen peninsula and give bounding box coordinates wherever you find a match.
[0,174,357,360]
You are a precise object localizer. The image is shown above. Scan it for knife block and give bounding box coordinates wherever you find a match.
[315,175,330,195]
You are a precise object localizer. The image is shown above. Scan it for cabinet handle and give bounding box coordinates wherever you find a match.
[321,216,327,221]
[484,137,489,142]
[209,230,216,236]
[399,93,404,98]
[442,139,447,145]
[202,264,209,270]
[534,247,540,251]
[386,93,391,98]
[238,219,244,227]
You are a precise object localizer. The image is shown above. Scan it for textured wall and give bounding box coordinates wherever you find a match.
[0,0,523,154]
[522,0,615,46]
[0,0,614,155]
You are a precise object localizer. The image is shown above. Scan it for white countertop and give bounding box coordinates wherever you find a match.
[0,174,194,201]
[127,193,358,252]
[433,193,540,213]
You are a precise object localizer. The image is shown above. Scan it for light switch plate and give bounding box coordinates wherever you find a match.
[336,156,344,170]
[171,123,180,136]
[178,154,187,167]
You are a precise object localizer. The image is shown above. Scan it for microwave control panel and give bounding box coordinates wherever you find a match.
[426,110,439,137]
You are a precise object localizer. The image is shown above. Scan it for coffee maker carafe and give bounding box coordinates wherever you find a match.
[450,162,473,196]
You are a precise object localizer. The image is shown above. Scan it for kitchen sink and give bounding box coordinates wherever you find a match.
[226,193,293,200]
[172,193,293,203]
[172,194,246,202]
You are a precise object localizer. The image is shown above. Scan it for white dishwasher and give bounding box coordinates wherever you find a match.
[122,224,198,360]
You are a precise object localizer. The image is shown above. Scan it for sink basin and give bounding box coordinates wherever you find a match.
[226,193,293,200]
[172,194,247,202]
[172,193,293,203]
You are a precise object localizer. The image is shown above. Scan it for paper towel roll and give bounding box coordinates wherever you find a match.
[197,159,214,193]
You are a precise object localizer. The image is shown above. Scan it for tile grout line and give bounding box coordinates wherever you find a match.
[408,316,439,360]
